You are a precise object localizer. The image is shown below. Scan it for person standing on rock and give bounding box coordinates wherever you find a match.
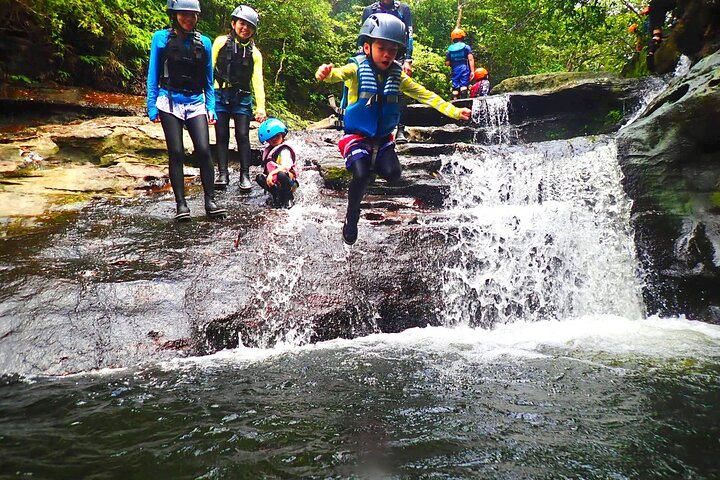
[446,28,474,100]
[212,5,267,191]
[362,0,414,144]
[147,0,226,221]
[645,0,678,70]
[315,14,471,245]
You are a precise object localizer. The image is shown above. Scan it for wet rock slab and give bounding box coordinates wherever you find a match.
[0,124,466,376]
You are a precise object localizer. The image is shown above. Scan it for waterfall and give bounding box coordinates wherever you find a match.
[434,137,645,327]
[471,94,516,145]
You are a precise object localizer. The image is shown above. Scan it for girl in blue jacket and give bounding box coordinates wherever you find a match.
[147,0,226,221]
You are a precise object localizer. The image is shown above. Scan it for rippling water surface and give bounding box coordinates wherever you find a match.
[2,317,719,479]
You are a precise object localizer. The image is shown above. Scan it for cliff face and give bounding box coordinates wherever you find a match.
[617,50,720,322]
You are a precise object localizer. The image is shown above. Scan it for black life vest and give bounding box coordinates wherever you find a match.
[214,35,254,92]
[160,29,207,95]
[368,1,406,21]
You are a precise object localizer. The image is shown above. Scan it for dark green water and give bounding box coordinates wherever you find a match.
[2,321,719,479]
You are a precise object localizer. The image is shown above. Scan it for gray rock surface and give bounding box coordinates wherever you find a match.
[618,50,720,321]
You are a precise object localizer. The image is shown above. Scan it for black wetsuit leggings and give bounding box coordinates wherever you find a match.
[346,145,402,222]
[159,111,214,204]
[256,171,294,206]
[215,112,251,170]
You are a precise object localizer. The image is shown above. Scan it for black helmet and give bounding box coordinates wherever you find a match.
[358,13,406,54]
[231,5,259,29]
[166,0,201,13]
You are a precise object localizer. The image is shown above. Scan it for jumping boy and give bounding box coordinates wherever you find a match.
[315,13,471,245]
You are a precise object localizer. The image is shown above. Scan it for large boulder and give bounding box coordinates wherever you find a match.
[0,128,457,376]
[617,50,720,322]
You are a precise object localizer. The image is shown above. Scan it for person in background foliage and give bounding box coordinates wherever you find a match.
[628,23,645,53]
[256,118,299,209]
[446,28,474,100]
[147,0,226,221]
[315,14,471,245]
[646,0,678,70]
[212,5,267,192]
[469,67,490,98]
[362,0,414,144]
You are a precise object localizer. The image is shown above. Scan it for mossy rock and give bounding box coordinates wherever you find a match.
[492,71,619,94]
[620,51,653,78]
[319,166,351,190]
[710,192,720,212]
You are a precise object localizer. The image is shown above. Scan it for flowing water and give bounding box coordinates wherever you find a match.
[1,320,719,478]
[2,97,720,478]
[471,94,516,145]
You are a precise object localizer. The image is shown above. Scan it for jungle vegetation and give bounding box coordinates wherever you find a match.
[1,0,650,122]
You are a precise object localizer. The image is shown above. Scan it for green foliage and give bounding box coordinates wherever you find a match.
[604,108,623,126]
[9,74,32,85]
[410,43,451,98]
[7,0,167,90]
[410,0,646,83]
[5,0,649,119]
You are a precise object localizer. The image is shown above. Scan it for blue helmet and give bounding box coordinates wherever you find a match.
[358,13,407,55]
[258,118,288,144]
[231,5,259,29]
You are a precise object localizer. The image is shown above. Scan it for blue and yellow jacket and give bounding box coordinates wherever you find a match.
[321,59,463,138]
[211,35,266,117]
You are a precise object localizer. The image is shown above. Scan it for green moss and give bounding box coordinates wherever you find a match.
[54,192,94,206]
[321,166,351,190]
[653,191,688,215]
[620,51,653,78]
[605,109,623,125]
[544,129,565,141]
[710,191,720,210]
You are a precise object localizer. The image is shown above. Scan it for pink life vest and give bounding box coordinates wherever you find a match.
[261,143,299,181]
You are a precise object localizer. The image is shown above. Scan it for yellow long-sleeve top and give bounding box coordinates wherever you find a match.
[212,35,266,116]
[322,61,463,121]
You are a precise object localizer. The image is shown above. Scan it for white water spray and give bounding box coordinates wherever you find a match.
[471,94,516,144]
[434,137,645,327]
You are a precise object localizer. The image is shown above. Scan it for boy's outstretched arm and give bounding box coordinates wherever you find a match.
[315,64,334,81]
[315,63,357,84]
[400,74,472,121]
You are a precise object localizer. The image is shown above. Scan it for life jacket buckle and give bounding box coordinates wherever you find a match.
[328,94,345,130]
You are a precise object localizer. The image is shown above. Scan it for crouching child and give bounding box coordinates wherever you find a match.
[256,118,299,209]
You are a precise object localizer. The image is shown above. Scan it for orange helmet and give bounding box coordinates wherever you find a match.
[451,28,466,40]
[474,67,488,80]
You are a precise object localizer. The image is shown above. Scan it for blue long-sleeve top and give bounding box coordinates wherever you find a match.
[146,29,216,121]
